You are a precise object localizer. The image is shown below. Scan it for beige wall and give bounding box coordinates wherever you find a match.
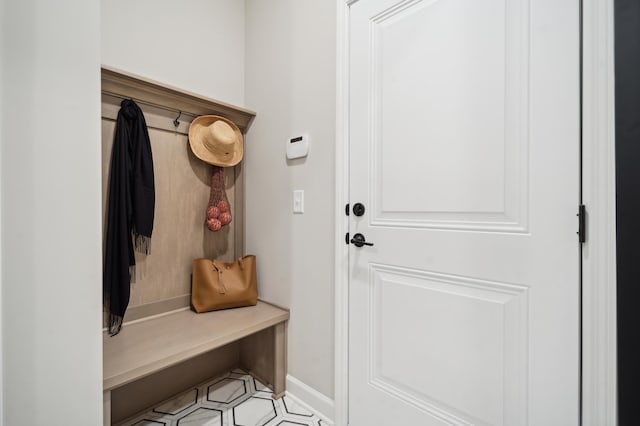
[100,0,248,316]
[0,1,337,423]
[1,0,103,423]
[245,0,337,399]
[101,0,338,404]
[101,0,246,106]
[0,0,4,420]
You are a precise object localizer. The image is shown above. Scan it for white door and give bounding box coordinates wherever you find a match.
[347,0,580,425]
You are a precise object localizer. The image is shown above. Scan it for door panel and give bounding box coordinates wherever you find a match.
[369,0,529,232]
[348,0,580,424]
[368,265,528,426]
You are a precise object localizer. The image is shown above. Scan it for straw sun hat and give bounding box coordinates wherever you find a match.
[188,115,244,167]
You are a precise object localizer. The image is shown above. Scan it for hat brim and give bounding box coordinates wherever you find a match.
[188,115,244,167]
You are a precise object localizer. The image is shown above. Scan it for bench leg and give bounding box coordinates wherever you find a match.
[103,390,111,426]
[272,321,287,399]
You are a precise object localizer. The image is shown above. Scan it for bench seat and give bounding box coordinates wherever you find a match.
[102,301,289,425]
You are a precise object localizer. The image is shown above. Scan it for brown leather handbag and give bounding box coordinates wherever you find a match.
[191,255,258,313]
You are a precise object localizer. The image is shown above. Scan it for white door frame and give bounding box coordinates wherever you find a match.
[333,0,617,425]
[580,0,617,423]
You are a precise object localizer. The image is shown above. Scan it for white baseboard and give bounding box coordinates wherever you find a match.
[286,375,335,424]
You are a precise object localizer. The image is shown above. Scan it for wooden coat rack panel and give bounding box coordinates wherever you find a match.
[101,67,256,322]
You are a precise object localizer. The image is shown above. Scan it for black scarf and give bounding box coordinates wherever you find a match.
[104,99,155,335]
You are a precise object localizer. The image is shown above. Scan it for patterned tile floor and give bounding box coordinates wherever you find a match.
[118,369,330,426]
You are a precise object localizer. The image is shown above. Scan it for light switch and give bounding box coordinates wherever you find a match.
[293,190,304,214]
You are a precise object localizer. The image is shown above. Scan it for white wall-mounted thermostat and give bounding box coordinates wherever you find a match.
[286,134,309,159]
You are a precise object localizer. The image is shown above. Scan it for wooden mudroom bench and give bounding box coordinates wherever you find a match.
[100,66,270,425]
[102,301,289,425]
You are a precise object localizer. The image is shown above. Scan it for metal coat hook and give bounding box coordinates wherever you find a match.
[173,111,182,128]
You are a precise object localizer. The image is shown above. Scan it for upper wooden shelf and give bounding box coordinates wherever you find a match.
[101,66,256,133]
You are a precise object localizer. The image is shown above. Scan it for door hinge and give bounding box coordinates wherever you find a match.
[345,232,350,245]
[345,203,350,216]
[577,204,586,243]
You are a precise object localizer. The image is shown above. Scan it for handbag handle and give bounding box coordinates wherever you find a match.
[210,260,226,294]
[210,257,251,294]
